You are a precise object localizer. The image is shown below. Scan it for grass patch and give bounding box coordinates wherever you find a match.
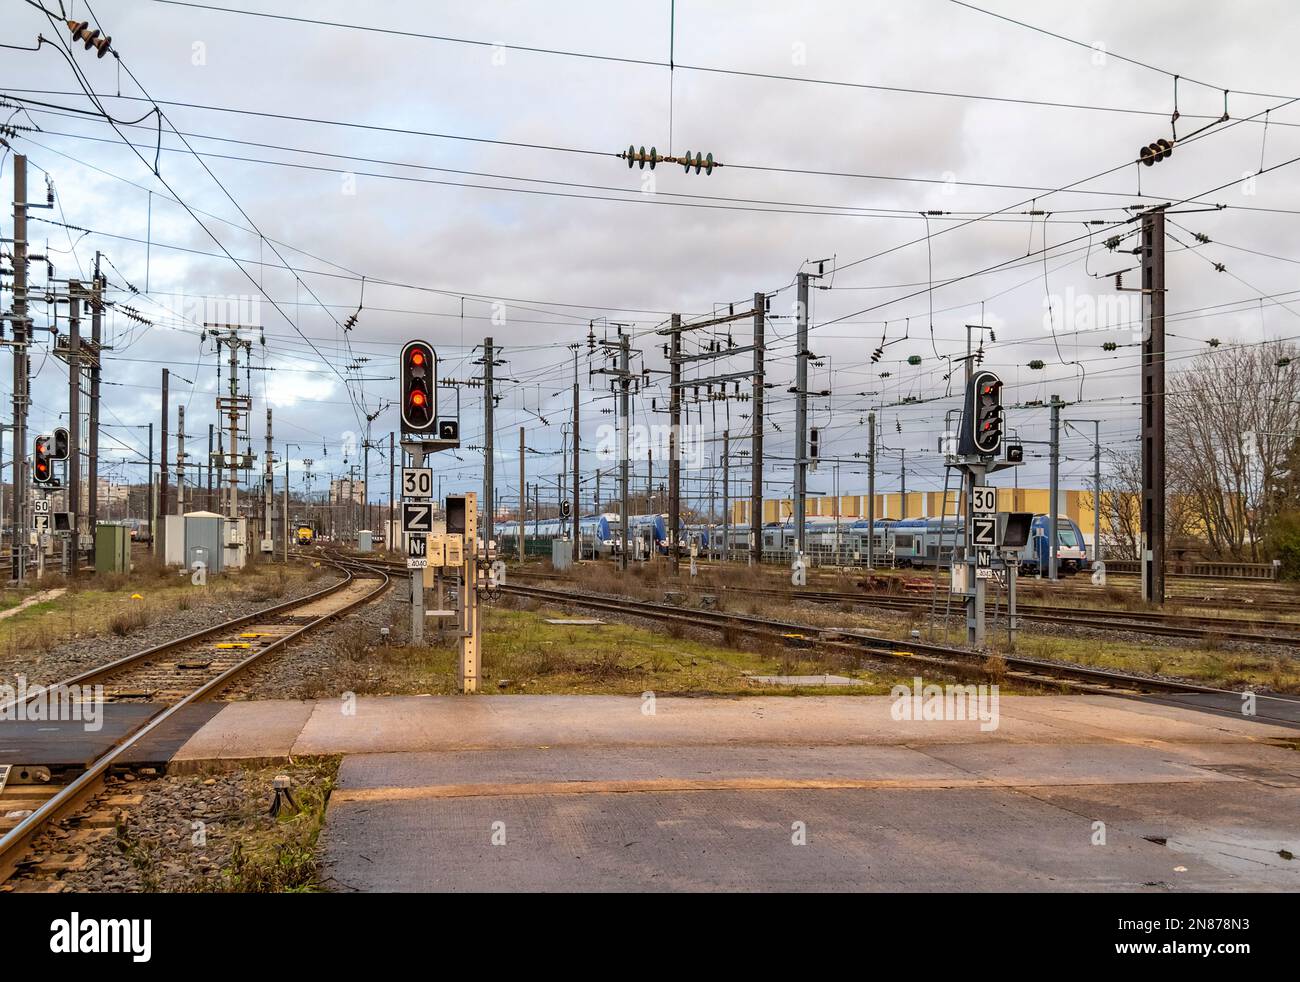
[987,630,1300,693]
[217,760,337,893]
[0,561,320,665]
[108,604,153,637]
[467,606,943,696]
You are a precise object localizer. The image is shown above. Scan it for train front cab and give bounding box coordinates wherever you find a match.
[1026,516,1087,574]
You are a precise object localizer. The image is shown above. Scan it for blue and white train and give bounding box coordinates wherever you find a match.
[493,510,1087,573]
[889,514,1087,574]
[494,514,614,558]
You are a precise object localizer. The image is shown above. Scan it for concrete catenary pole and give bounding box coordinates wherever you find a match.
[750,293,765,565]
[668,314,681,573]
[483,337,495,551]
[572,349,580,562]
[88,257,102,533]
[1049,394,1061,581]
[867,411,876,569]
[1140,207,1167,604]
[619,334,630,570]
[794,273,809,555]
[519,426,526,562]
[176,405,186,515]
[10,156,30,582]
[159,368,169,556]
[68,281,82,572]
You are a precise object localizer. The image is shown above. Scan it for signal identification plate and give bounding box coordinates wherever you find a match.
[402,502,435,534]
[971,515,997,546]
[406,536,429,570]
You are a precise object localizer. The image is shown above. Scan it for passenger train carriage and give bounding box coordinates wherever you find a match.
[889,514,1087,573]
[493,510,1086,573]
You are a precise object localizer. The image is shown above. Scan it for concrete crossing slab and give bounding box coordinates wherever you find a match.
[169,694,1300,765]
[320,744,1297,892]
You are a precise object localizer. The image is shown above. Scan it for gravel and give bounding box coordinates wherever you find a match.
[0,569,346,687]
[4,760,338,894]
[218,580,437,700]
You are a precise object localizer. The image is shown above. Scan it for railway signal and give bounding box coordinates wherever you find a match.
[400,340,436,433]
[51,426,70,461]
[973,373,1003,455]
[946,368,1023,646]
[33,434,55,487]
[958,370,1003,457]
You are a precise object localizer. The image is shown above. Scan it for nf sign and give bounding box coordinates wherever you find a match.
[407,535,428,569]
[401,467,432,499]
[401,501,434,534]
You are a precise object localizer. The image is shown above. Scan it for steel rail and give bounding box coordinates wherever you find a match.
[507,569,1300,645]
[0,559,391,883]
[0,560,356,715]
[499,581,1300,710]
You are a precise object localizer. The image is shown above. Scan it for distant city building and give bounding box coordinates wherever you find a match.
[97,478,129,508]
[329,478,366,505]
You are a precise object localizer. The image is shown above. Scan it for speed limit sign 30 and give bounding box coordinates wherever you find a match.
[402,467,432,499]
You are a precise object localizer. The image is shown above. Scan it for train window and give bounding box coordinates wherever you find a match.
[895,534,913,549]
[1057,527,1078,546]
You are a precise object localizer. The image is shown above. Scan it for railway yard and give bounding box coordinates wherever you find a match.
[1,550,1297,898]
[5,0,1300,964]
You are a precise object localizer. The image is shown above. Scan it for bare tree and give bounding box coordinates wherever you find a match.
[1097,447,1141,559]
[1098,445,1202,561]
[1167,341,1300,559]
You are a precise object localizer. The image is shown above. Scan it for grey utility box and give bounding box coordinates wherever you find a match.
[185,511,225,575]
[551,536,573,571]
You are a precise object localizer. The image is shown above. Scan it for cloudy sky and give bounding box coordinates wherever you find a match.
[4,0,1299,515]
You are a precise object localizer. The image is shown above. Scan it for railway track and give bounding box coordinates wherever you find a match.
[247,552,1300,714]
[342,551,1297,644]
[0,558,391,885]
[497,581,1300,725]
[510,569,1300,647]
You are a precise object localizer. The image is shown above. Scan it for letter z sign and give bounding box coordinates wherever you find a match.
[402,502,434,535]
[971,515,997,547]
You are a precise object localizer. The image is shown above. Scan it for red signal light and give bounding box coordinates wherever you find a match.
[400,340,437,433]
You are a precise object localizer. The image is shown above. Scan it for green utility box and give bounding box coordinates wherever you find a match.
[95,523,132,574]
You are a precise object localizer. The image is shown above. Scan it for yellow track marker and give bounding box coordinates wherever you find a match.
[214,642,251,649]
